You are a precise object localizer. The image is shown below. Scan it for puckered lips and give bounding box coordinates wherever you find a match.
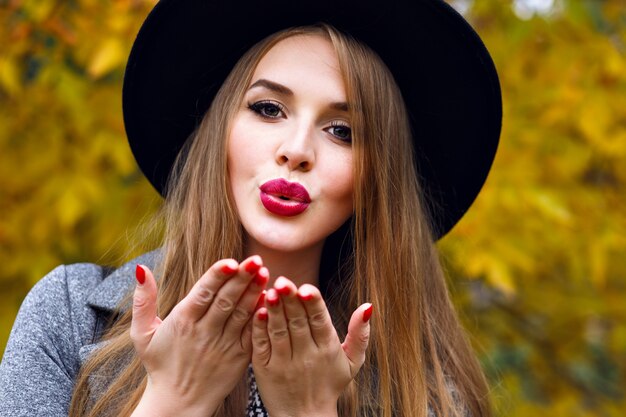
[259,178,311,217]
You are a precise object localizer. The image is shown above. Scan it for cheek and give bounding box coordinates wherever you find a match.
[324,152,354,210]
[227,121,251,209]
[228,117,259,184]
[228,119,247,168]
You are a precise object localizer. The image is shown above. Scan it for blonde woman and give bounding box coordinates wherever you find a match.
[0,1,502,416]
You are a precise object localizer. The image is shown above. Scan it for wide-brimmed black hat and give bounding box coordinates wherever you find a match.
[122,0,502,240]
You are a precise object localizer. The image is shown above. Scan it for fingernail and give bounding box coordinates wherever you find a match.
[245,256,261,275]
[253,267,269,286]
[266,290,280,307]
[276,285,291,296]
[258,309,268,321]
[135,265,146,285]
[297,290,313,302]
[221,262,237,275]
[363,304,373,323]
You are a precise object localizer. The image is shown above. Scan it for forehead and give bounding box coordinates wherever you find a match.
[250,35,345,96]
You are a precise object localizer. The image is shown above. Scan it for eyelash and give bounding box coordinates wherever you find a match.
[247,100,352,143]
[328,120,352,143]
[247,100,285,119]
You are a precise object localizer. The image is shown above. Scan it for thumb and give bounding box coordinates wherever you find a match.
[130,264,161,355]
[341,303,373,377]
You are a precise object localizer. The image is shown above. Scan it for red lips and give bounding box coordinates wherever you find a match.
[259,179,311,217]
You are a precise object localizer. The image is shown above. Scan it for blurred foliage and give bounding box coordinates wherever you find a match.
[0,0,624,416]
[0,0,160,351]
[439,0,626,415]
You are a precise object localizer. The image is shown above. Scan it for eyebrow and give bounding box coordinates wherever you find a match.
[248,78,349,112]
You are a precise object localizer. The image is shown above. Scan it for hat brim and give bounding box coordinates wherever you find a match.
[122,0,502,239]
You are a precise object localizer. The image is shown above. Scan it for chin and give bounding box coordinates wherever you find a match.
[255,230,317,253]
[243,221,324,254]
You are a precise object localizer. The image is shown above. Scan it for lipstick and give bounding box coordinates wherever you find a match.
[259,179,311,217]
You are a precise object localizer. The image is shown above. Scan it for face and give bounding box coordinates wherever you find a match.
[227,35,354,254]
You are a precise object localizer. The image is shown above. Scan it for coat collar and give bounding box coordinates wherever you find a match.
[86,249,162,313]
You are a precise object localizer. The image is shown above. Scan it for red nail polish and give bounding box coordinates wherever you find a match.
[221,263,237,275]
[245,258,261,275]
[298,291,313,302]
[276,285,291,296]
[267,292,280,307]
[135,265,145,285]
[363,304,373,323]
[258,309,268,321]
[253,274,266,286]
[253,268,269,286]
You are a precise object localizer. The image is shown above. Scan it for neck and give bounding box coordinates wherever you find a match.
[243,238,323,288]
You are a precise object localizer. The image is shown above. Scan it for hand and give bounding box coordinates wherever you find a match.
[251,277,372,417]
[130,256,269,417]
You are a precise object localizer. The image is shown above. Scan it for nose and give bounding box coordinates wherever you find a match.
[275,124,316,172]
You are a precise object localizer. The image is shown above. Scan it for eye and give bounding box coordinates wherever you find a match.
[327,121,352,143]
[247,100,285,119]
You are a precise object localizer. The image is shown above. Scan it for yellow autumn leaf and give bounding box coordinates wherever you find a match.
[108,12,134,32]
[604,46,626,80]
[578,96,611,145]
[465,252,516,296]
[88,38,125,79]
[0,58,22,96]
[22,0,55,23]
[529,190,572,225]
[589,241,607,289]
[484,257,516,297]
[56,188,88,230]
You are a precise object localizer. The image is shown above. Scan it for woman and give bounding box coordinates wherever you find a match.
[0,0,502,416]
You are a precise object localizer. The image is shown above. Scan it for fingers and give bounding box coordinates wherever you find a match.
[274,277,315,354]
[201,256,266,331]
[341,303,373,377]
[240,310,255,352]
[130,265,162,355]
[175,258,240,322]
[265,288,292,359]
[252,278,372,387]
[298,284,336,348]
[252,308,270,365]
[261,281,339,359]
[222,266,269,343]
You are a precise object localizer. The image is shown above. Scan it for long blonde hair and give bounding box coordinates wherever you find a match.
[70,24,490,417]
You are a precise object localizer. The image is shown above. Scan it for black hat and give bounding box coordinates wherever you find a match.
[122,0,502,240]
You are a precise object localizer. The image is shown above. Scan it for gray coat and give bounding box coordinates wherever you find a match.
[0,251,159,417]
